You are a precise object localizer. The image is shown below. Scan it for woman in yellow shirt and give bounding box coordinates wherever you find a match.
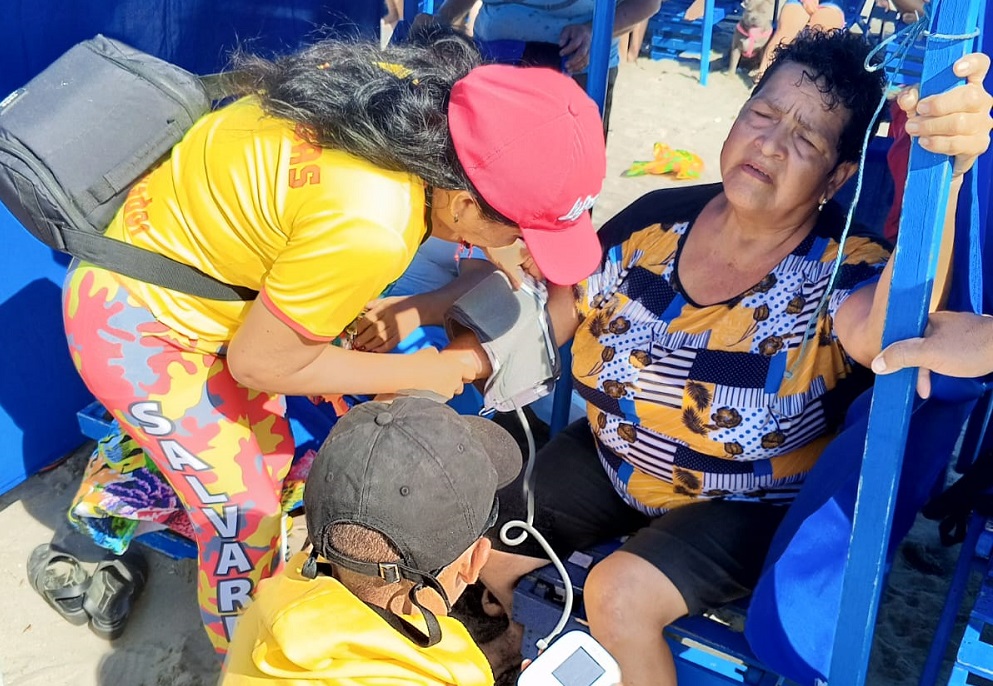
[61,26,607,655]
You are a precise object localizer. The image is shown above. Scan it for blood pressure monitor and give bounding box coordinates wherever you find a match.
[518,631,622,686]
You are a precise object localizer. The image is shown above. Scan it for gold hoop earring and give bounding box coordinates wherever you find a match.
[453,214,459,223]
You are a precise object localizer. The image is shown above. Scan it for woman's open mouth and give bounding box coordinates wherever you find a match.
[741,162,772,183]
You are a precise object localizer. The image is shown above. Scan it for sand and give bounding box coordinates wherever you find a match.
[0,52,977,686]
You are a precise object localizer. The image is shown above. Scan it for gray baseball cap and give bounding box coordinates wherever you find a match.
[303,397,522,588]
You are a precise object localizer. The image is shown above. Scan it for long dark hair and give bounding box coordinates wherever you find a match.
[233,25,510,223]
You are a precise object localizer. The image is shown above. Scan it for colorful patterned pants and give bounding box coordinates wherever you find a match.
[62,263,294,655]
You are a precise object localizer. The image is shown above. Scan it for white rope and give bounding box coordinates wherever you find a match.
[786,11,932,378]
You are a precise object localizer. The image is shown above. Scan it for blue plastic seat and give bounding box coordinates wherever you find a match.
[645,0,734,85]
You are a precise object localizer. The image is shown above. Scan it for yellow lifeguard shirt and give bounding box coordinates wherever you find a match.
[221,553,493,686]
[102,97,427,345]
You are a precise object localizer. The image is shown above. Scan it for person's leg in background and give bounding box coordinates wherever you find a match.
[383,0,403,27]
[755,1,811,78]
[465,0,483,35]
[626,18,650,62]
[684,0,707,22]
[808,4,846,31]
[63,265,295,655]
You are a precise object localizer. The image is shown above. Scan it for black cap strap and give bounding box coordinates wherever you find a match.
[301,548,450,646]
[361,587,443,648]
[317,548,453,612]
[303,553,445,647]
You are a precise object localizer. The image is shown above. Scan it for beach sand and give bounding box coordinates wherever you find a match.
[0,54,977,686]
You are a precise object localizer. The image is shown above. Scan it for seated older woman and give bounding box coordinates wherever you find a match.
[462,32,991,686]
[364,29,992,686]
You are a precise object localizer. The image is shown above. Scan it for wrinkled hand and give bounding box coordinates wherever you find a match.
[898,52,993,178]
[353,296,423,353]
[871,311,993,398]
[559,23,593,73]
[483,239,544,290]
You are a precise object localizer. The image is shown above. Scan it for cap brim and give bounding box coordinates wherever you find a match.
[521,213,602,286]
[461,415,522,488]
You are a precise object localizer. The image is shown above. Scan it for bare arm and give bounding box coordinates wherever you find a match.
[834,174,959,367]
[353,258,495,353]
[227,299,472,398]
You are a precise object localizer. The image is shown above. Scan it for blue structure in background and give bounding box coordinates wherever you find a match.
[0,0,383,496]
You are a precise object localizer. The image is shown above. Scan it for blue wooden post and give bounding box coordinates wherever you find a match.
[550,0,615,436]
[699,0,716,86]
[828,0,983,683]
[549,346,574,435]
[586,0,616,115]
[404,0,424,20]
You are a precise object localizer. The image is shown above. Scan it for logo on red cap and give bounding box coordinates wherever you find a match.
[558,194,600,223]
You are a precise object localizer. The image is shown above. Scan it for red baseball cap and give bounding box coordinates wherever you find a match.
[448,64,607,285]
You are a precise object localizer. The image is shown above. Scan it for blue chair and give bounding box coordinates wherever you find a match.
[645,0,735,86]
[917,388,993,685]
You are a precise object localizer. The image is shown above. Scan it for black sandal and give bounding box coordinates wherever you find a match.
[27,544,92,626]
[82,549,148,640]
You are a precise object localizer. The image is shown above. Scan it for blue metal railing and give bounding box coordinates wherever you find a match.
[829,1,984,683]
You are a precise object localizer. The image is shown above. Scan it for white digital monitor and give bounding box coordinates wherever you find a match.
[518,631,622,686]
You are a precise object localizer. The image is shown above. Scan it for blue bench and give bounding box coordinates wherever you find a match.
[646,0,737,86]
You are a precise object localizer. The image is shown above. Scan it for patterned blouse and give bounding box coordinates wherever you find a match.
[573,184,890,516]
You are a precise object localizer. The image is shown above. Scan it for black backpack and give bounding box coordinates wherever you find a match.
[0,34,256,300]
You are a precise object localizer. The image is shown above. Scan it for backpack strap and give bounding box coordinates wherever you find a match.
[62,230,257,301]
[73,67,256,301]
[199,71,245,102]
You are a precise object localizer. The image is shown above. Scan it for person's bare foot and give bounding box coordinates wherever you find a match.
[683,0,706,21]
[479,620,525,680]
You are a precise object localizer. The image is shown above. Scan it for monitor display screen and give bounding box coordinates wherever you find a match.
[552,647,606,686]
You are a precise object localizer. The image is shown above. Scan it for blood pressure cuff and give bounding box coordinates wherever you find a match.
[444,269,561,414]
